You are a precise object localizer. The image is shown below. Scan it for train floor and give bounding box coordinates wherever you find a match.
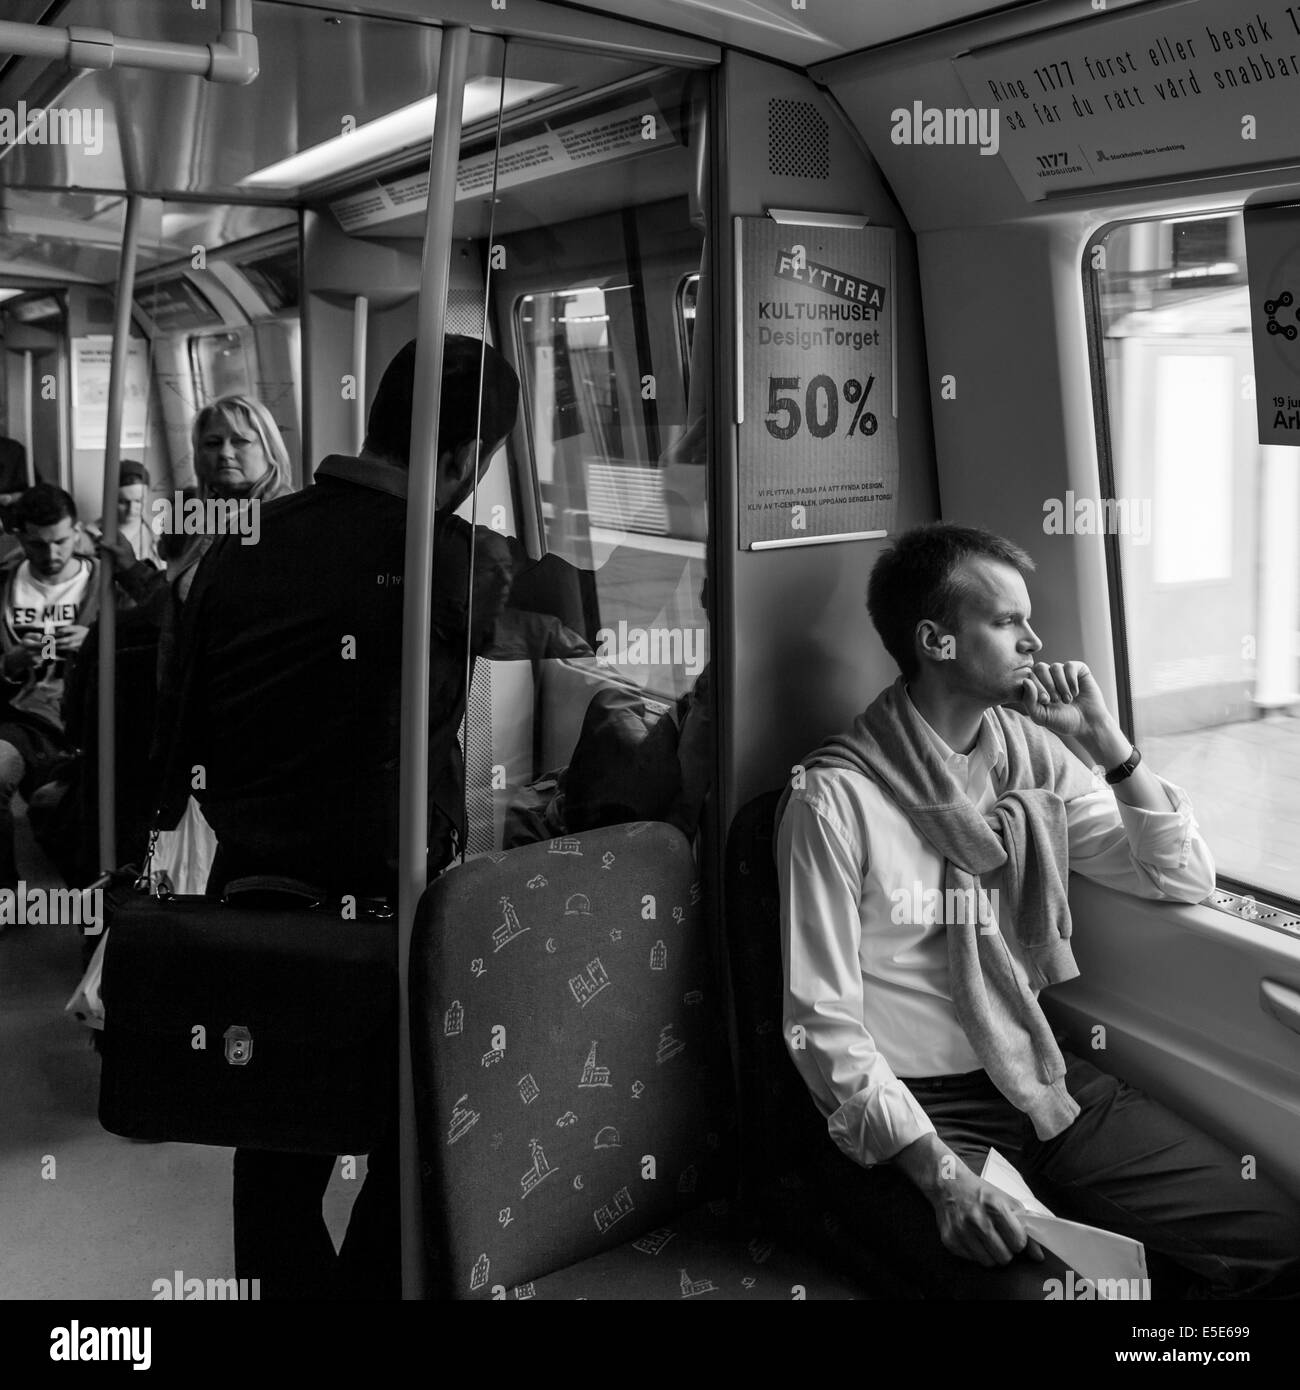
[0,806,361,1301]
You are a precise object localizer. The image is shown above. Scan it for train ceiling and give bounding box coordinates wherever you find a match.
[558,0,1040,65]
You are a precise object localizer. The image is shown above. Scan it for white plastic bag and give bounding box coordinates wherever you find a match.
[65,928,107,1030]
[150,795,216,897]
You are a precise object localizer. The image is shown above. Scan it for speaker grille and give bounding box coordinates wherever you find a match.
[767,98,829,180]
[446,292,483,338]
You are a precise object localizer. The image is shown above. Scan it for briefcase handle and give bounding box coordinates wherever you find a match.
[219,876,396,920]
[221,875,327,909]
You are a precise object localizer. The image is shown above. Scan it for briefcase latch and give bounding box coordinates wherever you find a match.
[223,1025,253,1066]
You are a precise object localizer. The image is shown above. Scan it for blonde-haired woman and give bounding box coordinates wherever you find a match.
[98,397,296,887]
[170,395,295,600]
[107,394,295,609]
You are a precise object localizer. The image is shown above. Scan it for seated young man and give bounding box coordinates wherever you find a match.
[776,523,1300,1300]
[0,484,134,892]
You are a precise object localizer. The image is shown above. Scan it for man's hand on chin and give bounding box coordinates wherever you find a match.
[1007,661,1131,765]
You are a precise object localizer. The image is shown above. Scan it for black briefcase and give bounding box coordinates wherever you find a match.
[98,879,397,1154]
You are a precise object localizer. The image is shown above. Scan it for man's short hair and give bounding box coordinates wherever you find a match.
[866,523,1036,680]
[16,482,77,530]
[364,335,520,466]
[119,459,150,487]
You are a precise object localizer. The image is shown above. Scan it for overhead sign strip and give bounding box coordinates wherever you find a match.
[954,1,1300,201]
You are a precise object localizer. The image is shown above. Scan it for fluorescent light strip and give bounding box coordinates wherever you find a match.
[240,77,558,189]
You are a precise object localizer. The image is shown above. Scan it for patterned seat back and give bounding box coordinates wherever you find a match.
[411,821,735,1298]
[724,791,830,1185]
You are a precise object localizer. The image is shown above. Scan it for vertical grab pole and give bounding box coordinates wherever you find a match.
[397,23,470,1301]
[351,295,369,455]
[97,193,143,874]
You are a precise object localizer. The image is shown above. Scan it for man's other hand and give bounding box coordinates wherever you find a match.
[931,1164,1045,1268]
[895,1132,1045,1268]
[54,624,88,654]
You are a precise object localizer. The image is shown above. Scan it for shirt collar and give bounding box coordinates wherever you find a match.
[904,686,1008,779]
[314,453,408,501]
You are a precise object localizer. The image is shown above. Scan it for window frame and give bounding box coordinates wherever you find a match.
[1082,209,1300,924]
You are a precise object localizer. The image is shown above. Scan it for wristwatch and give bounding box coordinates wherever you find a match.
[1104,744,1142,784]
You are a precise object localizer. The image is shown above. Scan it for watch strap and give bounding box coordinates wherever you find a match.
[1104,744,1142,784]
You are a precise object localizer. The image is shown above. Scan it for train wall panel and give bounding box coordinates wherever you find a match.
[719,53,940,819]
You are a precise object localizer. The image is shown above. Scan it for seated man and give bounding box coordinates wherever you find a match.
[776,523,1300,1300]
[0,484,133,891]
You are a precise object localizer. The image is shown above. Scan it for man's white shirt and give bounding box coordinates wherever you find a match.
[776,690,1216,1169]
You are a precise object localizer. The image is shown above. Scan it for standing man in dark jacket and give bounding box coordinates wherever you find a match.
[157,335,595,1298]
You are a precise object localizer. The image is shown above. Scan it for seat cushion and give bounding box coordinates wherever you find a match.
[505,1201,869,1300]
[412,821,737,1298]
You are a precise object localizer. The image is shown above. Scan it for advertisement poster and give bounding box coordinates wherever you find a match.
[70,336,149,451]
[955,0,1300,201]
[1245,203,1300,445]
[737,217,898,548]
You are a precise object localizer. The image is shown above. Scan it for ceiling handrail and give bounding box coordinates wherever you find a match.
[0,0,258,86]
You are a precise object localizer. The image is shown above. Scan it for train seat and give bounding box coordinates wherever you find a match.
[410,819,869,1299]
[724,791,923,1297]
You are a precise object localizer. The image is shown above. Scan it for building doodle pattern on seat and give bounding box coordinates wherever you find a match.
[412,821,735,1298]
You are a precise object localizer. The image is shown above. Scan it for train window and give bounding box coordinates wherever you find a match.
[518,287,626,469]
[415,46,712,868]
[1090,211,1300,904]
[514,256,707,701]
[188,329,256,403]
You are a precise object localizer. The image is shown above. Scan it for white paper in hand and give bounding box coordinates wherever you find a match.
[981,1147,1149,1297]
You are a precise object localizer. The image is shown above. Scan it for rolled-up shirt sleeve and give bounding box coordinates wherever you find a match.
[1065,771,1216,903]
[777,787,935,1167]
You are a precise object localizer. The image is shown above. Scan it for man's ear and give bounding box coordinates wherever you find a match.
[916,619,954,665]
[435,438,487,510]
[452,437,483,482]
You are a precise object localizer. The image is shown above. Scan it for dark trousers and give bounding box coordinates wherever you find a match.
[208,844,401,1300]
[232,1137,400,1301]
[814,1052,1300,1300]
